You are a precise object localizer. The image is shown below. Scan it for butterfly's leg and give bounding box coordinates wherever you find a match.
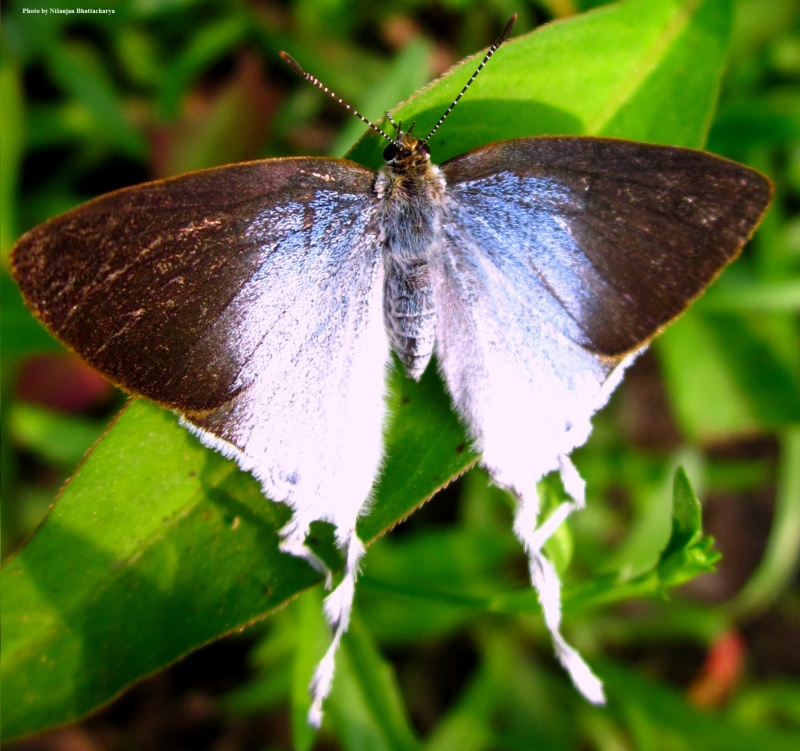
[308,525,365,727]
[279,516,333,590]
[510,465,605,705]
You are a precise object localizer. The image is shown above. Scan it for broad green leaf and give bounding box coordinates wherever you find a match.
[0,371,470,740]
[2,0,739,740]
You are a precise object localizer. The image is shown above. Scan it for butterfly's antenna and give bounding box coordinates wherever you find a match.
[423,14,517,144]
[280,51,403,149]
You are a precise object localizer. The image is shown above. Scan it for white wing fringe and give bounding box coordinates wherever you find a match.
[513,455,605,705]
[305,528,365,727]
[279,517,335,590]
[288,453,606,728]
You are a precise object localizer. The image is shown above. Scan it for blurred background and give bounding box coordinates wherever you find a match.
[2,0,799,749]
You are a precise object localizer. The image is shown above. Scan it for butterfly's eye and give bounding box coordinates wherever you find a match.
[418,142,431,158]
[383,143,401,162]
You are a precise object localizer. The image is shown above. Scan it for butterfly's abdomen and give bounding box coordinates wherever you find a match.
[383,256,435,379]
[376,163,444,380]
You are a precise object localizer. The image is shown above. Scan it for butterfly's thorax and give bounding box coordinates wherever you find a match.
[375,134,446,379]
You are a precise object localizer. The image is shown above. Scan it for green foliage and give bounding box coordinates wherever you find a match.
[2,0,799,748]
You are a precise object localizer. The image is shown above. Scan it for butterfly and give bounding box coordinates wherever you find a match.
[11,15,772,725]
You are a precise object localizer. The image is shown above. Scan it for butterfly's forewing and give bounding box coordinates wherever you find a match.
[441,137,773,357]
[12,159,380,411]
[12,159,390,526]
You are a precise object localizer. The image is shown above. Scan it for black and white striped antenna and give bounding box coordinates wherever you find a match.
[279,51,403,150]
[280,14,517,153]
[423,14,516,144]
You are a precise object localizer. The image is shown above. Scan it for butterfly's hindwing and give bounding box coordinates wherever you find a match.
[186,183,389,525]
[433,188,632,704]
[434,202,626,495]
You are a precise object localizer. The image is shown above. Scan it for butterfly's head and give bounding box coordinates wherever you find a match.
[382,130,432,173]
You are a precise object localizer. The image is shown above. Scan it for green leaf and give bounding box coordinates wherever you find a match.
[664,466,703,555]
[343,470,718,631]
[561,469,718,613]
[0,371,470,740]
[2,0,740,740]
[657,468,720,589]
